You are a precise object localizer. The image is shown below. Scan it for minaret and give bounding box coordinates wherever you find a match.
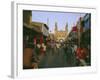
[54,21,58,41]
[65,22,68,32]
[55,22,58,32]
[47,18,49,27]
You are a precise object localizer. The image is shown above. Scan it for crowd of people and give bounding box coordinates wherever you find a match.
[63,43,90,67]
[23,39,91,69]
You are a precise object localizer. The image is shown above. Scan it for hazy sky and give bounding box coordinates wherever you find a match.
[32,10,86,33]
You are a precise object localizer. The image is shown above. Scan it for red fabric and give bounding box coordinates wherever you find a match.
[40,36,43,44]
[76,48,87,59]
[72,26,78,32]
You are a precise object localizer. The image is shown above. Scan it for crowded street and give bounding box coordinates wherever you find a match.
[23,10,91,69]
[32,41,88,68]
[38,46,68,68]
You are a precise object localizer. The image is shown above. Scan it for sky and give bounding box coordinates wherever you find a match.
[32,10,86,33]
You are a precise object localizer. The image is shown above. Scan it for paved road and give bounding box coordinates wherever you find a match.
[38,46,76,68]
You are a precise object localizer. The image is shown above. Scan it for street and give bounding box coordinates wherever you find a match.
[38,46,76,68]
[23,11,91,69]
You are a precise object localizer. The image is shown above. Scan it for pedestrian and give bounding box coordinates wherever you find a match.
[41,43,46,55]
[50,40,55,55]
[76,46,87,66]
[65,44,76,67]
[35,43,40,56]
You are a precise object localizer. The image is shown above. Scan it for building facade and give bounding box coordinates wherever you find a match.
[54,22,68,43]
[23,10,49,69]
[80,13,91,46]
[23,10,32,25]
[82,13,91,31]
